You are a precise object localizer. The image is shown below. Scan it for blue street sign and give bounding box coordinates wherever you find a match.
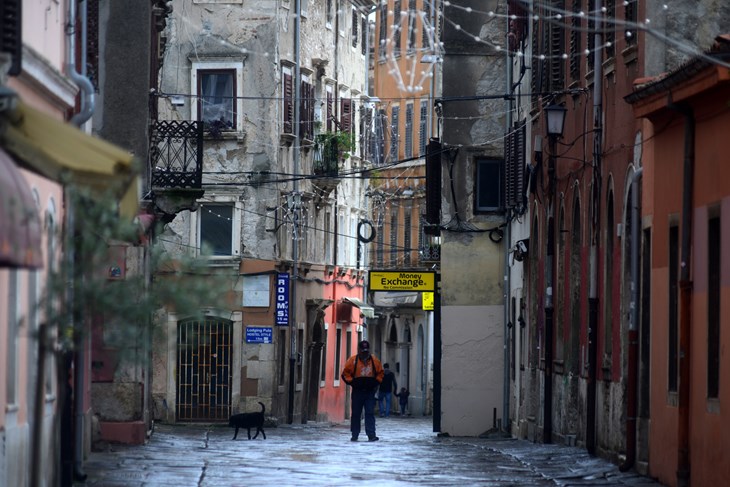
[246,326,273,344]
[275,272,289,326]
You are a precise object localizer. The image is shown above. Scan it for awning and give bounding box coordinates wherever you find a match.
[342,297,375,319]
[0,102,139,219]
[0,148,43,269]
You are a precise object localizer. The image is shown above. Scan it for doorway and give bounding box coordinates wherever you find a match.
[176,318,232,421]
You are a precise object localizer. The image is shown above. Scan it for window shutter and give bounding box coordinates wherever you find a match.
[283,73,293,134]
[393,0,402,56]
[379,3,387,60]
[361,16,367,56]
[352,9,358,48]
[0,0,22,76]
[505,121,526,209]
[549,1,565,92]
[569,0,581,81]
[326,91,333,132]
[340,98,352,132]
[405,104,413,158]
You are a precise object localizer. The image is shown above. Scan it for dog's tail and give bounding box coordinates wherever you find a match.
[258,401,265,414]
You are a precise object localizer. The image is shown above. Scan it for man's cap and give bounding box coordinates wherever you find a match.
[358,340,370,352]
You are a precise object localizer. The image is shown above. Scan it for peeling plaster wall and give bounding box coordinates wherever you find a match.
[154,0,371,424]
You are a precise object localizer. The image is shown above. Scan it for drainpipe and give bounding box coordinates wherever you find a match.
[586,0,604,456]
[669,101,694,487]
[620,167,642,472]
[67,0,95,127]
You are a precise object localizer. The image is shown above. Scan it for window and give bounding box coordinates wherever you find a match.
[361,16,367,56]
[390,105,400,161]
[668,223,679,392]
[196,200,241,258]
[569,0,581,81]
[604,191,614,362]
[379,2,388,60]
[587,0,595,73]
[708,213,720,398]
[419,100,428,156]
[625,0,637,45]
[403,204,412,266]
[390,206,399,266]
[605,0,615,59]
[549,0,565,92]
[283,66,294,134]
[352,8,358,48]
[199,70,235,128]
[325,84,334,132]
[407,0,417,54]
[326,0,333,27]
[300,75,314,140]
[393,0,402,57]
[191,61,243,131]
[320,324,328,385]
[340,96,353,132]
[405,104,414,158]
[475,157,503,212]
[334,327,342,384]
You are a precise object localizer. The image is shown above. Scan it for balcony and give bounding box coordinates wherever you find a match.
[149,120,205,220]
[150,120,203,189]
[419,235,441,265]
[312,132,353,195]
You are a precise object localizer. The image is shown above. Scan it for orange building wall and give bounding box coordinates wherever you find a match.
[644,84,730,486]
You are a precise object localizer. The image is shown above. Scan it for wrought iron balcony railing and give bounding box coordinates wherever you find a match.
[150,120,204,189]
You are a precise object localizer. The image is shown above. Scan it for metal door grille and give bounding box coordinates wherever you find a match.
[177,319,232,421]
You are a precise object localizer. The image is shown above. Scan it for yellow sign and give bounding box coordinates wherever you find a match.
[368,271,436,292]
[422,292,434,311]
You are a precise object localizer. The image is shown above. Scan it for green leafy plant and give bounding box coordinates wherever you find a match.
[316,130,355,159]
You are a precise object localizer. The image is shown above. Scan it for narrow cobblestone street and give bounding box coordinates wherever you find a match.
[79,417,664,486]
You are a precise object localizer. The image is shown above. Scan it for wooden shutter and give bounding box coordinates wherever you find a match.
[326,91,333,131]
[283,73,293,134]
[340,98,352,132]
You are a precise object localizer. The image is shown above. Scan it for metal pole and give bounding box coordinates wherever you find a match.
[287,0,302,425]
[586,0,604,455]
[544,135,556,444]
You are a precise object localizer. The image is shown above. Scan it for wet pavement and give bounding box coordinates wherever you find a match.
[79,416,665,486]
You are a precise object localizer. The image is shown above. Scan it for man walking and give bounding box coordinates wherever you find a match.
[341,340,384,441]
[378,363,397,418]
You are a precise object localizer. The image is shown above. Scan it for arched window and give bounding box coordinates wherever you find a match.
[570,196,582,373]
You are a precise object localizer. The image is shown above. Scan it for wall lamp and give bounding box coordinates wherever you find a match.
[545,104,567,138]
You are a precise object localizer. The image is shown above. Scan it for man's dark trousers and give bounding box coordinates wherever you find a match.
[351,388,376,439]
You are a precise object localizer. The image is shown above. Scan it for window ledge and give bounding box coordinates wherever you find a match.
[622,44,638,65]
[280,132,296,145]
[707,398,720,414]
[602,57,616,77]
[204,130,245,142]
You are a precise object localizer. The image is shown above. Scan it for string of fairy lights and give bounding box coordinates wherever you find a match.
[158,0,724,266]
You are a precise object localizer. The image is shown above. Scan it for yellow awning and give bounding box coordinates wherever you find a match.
[0,102,139,219]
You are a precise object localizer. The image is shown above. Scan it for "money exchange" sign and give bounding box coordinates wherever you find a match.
[368,271,435,292]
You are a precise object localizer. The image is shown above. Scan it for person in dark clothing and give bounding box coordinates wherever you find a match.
[341,340,384,441]
[395,387,410,416]
[377,363,397,418]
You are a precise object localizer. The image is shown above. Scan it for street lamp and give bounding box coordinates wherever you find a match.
[543,102,565,445]
[545,104,567,138]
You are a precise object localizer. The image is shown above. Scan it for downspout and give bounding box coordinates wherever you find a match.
[620,167,642,472]
[669,101,694,487]
[586,0,604,456]
[67,0,95,127]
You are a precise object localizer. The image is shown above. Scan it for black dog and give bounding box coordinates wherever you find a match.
[229,402,266,440]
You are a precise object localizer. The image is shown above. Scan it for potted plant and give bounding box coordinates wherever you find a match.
[313,130,355,175]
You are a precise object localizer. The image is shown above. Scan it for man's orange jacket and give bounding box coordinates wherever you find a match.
[340,353,384,391]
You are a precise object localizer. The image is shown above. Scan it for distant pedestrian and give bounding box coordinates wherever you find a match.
[395,387,410,416]
[341,340,384,441]
[377,363,398,418]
